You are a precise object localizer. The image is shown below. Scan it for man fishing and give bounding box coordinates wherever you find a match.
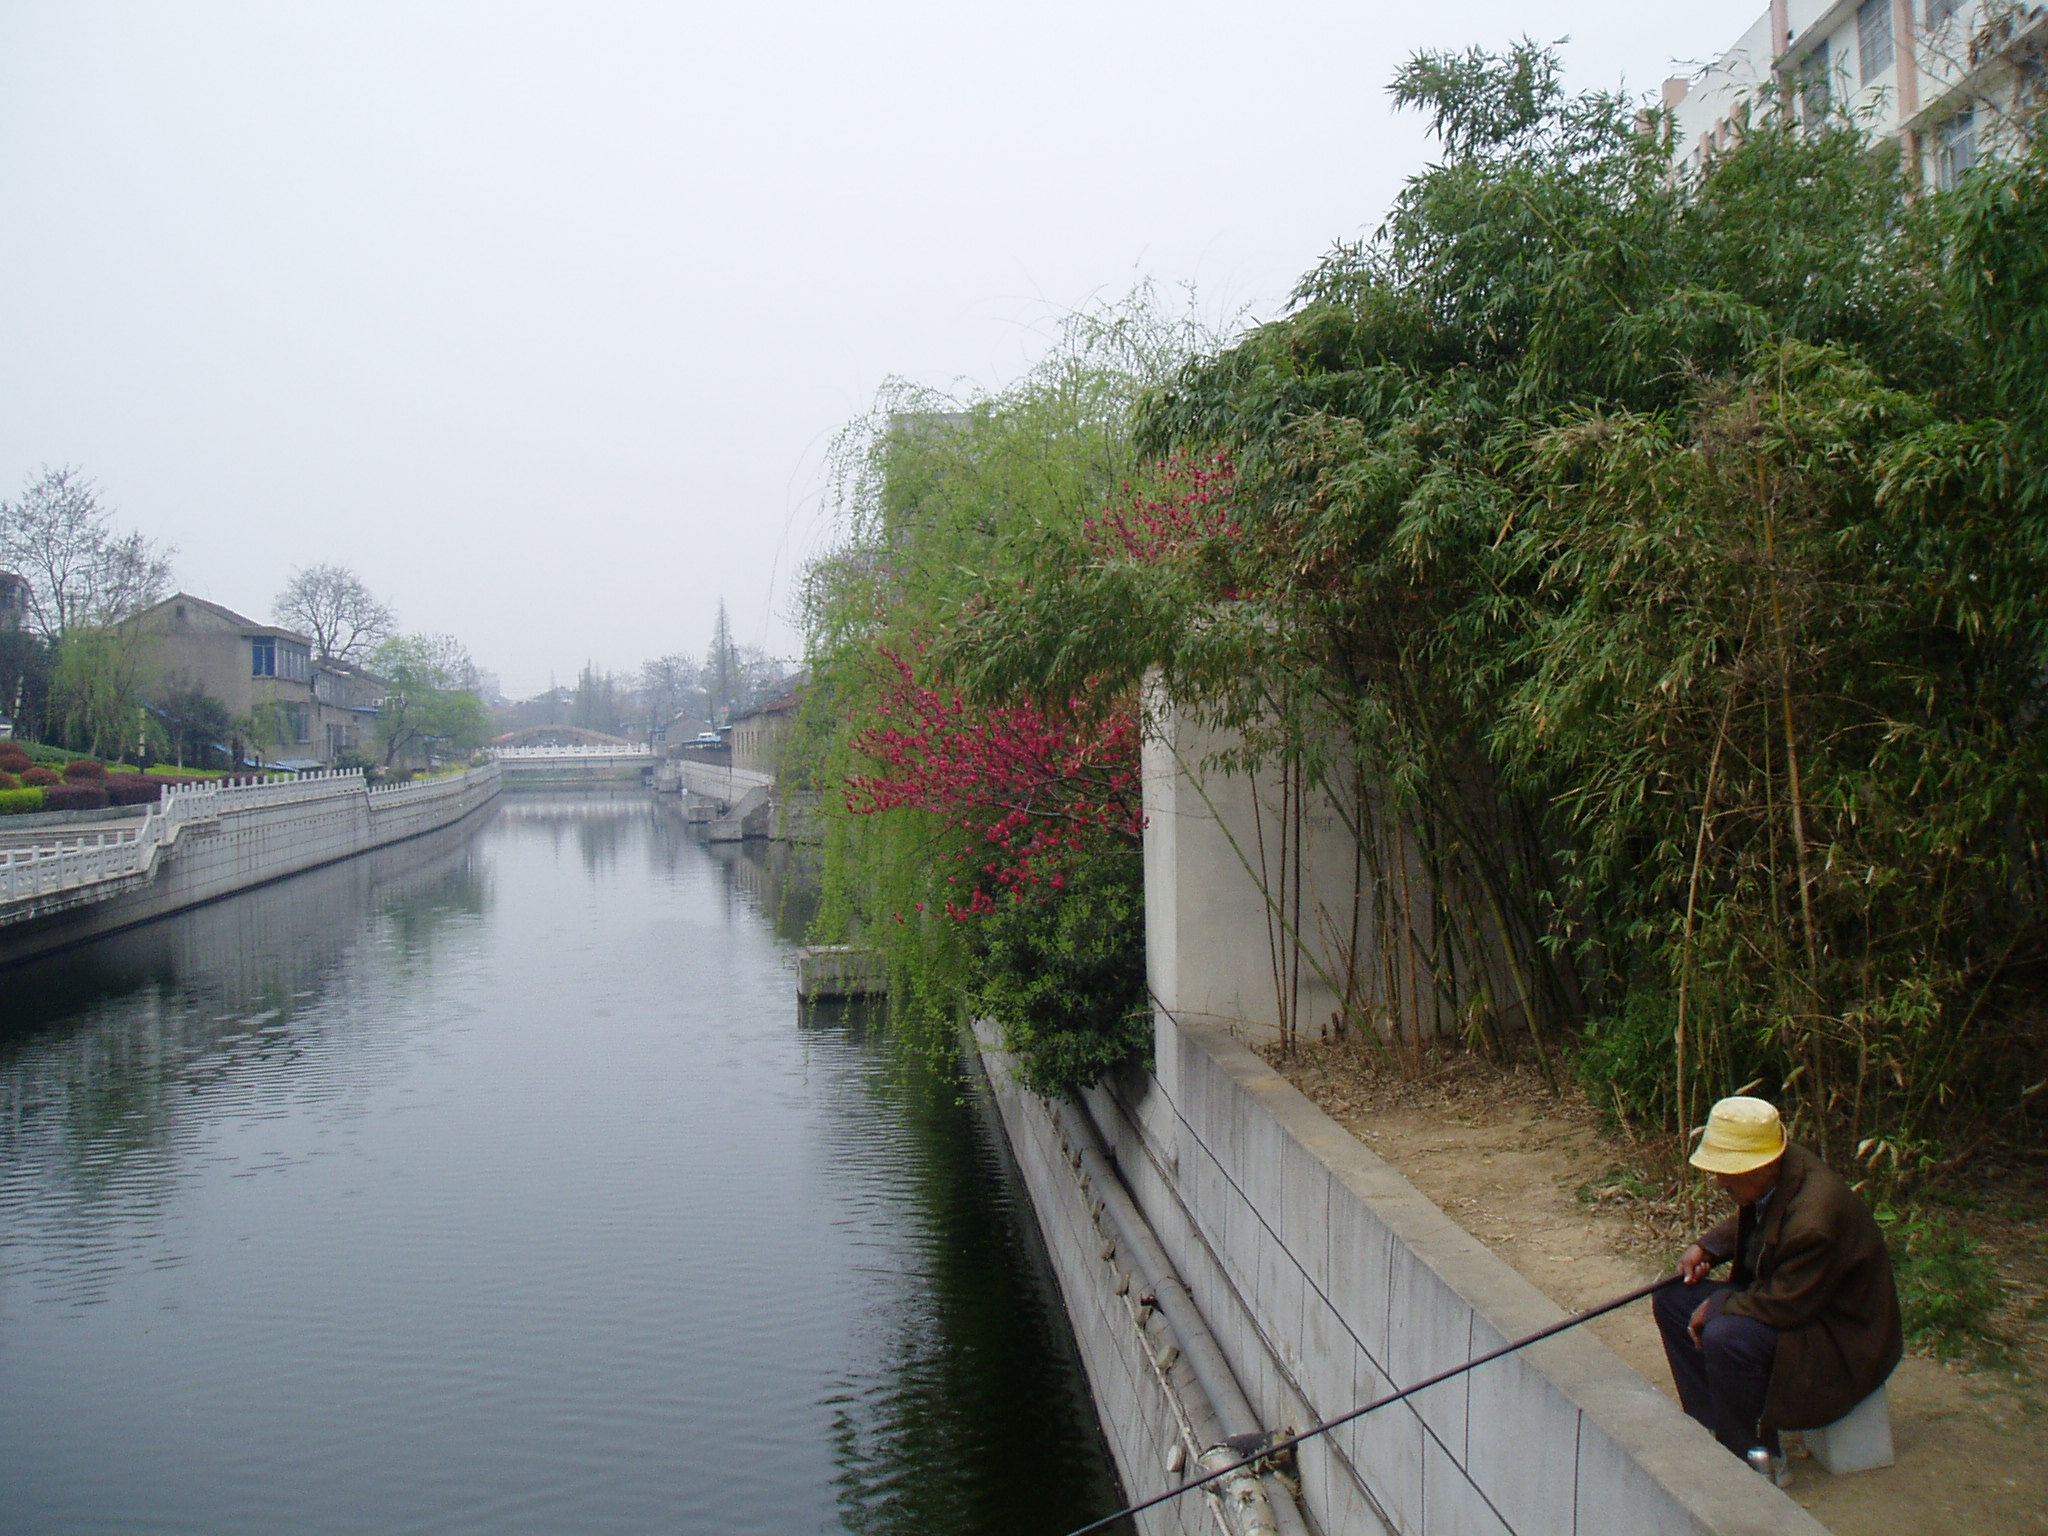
[1655,1095,1903,1481]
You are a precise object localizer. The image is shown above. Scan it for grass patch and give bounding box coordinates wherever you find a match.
[6,741,75,767]
[1576,1164,1659,1207]
[1880,1206,2008,1360]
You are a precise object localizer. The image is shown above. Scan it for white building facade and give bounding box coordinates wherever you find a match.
[1668,0,2045,184]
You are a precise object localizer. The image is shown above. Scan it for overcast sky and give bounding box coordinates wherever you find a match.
[2,1,1764,697]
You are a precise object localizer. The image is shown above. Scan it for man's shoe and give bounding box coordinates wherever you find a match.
[1744,1445,1792,1488]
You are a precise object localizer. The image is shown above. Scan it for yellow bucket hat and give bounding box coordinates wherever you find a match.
[1689,1096,1787,1174]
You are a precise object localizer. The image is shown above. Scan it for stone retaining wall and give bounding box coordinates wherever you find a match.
[0,766,500,968]
[981,1010,1832,1536]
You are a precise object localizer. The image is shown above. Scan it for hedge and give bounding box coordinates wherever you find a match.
[38,783,109,812]
[104,773,165,807]
[0,787,45,815]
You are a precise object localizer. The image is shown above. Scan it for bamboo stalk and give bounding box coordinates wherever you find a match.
[1678,685,1740,1137]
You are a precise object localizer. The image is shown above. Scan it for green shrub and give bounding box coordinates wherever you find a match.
[1574,990,1679,1128]
[967,845,1151,1097]
[0,786,44,815]
[1880,1207,2006,1358]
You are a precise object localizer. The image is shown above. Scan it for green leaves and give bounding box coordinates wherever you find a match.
[952,41,2048,1152]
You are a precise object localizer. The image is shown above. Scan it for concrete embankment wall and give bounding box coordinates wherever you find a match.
[980,1012,1830,1536]
[0,766,500,968]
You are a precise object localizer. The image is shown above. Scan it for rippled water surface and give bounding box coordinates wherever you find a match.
[0,792,1124,1536]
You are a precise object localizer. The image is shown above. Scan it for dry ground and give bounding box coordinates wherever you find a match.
[1259,1037,2048,1536]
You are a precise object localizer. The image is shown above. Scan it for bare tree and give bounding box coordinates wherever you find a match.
[639,651,698,728]
[274,563,395,663]
[0,465,173,638]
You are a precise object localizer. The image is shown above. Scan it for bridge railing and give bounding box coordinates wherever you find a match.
[491,744,652,759]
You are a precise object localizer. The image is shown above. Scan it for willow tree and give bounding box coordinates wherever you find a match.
[797,291,1212,1091]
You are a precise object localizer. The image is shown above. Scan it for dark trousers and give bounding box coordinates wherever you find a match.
[1654,1279,1779,1456]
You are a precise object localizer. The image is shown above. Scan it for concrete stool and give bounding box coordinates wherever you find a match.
[1804,1384,1894,1474]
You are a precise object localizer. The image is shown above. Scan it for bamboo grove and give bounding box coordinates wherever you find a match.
[803,42,2048,1166]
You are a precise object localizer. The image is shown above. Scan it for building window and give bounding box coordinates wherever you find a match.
[1937,109,1978,188]
[1859,0,1894,80]
[1800,40,1832,128]
[1927,0,1963,23]
[282,704,310,743]
[253,636,311,680]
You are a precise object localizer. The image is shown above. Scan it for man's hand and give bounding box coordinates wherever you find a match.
[1687,1298,1711,1351]
[1679,1242,1715,1284]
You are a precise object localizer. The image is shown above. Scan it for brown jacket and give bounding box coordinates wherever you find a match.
[1700,1142,1903,1431]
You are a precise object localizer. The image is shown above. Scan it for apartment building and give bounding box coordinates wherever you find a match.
[1668,0,2045,184]
[125,593,381,768]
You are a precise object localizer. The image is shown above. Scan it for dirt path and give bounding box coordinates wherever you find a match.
[1264,1042,2048,1535]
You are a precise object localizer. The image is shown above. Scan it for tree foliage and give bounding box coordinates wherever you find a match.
[798,288,1213,1093]
[371,633,489,766]
[941,48,2048,1161]
[149,682,234,769]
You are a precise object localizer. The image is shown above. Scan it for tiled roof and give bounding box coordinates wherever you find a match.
[148,592,314,645]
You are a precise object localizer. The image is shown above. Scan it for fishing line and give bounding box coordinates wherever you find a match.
[1056,1272,1681,1536]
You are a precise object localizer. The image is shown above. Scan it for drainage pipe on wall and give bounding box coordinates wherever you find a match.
[1047,1094,1314,1536]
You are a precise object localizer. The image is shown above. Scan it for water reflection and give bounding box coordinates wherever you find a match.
[0,793,1123,1536]
[699,829,823,945]
[496,783,649,876]
[0,811,492,1200]
[807,1001,1126,1536]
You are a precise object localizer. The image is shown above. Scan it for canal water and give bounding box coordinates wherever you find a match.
[0,792,1126,1536]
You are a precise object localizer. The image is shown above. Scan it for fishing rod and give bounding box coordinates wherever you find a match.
[1057,1272,1682,1536]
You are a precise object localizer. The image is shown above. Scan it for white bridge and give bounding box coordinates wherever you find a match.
[490,744,654,779]
[490,744,653,760]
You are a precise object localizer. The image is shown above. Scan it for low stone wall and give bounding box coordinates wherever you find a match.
[982,1011,1831,1536]
[0,765,500,968]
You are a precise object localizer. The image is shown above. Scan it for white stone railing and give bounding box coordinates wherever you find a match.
[369,761,500,805]
[1,780,209,906]
[491,744,652,759]
[0,765,495,909]
[208,768,366,813]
